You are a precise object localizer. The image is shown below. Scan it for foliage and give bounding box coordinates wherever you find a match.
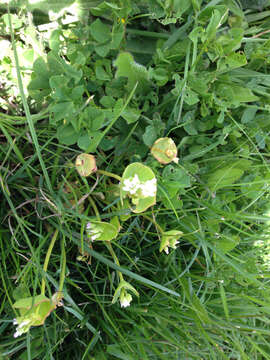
[2,0,270,359]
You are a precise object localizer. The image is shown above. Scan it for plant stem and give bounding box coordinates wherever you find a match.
[106,242,124,283]
[88,194,124,282]
[41,229,59,295]
[97,169,122,182]
[58,236,66,294]
[88,196,101,221]
[141,214,164,234]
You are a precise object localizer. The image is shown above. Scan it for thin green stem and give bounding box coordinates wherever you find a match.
[58,236,66,294]
[141,214,164,235]
[88,196,101,221]
[88,195,124,282]
[106,242,124,282]
[97,169,122,182]
[41,230,59,295]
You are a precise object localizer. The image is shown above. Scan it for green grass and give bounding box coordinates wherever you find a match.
[2,0,270,359]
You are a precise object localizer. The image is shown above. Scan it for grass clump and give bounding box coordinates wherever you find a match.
[1,0,270,359]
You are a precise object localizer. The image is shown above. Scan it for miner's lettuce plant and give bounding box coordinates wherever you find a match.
[3,0,270,358]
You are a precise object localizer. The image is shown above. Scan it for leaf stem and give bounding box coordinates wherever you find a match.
[97,170,122,182]
[106,242,124,282]
[41,229,59,295]
[141,214,164,234]
[58,236,66,294]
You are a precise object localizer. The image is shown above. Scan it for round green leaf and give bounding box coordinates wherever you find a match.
[120,162,157,213]
[86,221,118,242]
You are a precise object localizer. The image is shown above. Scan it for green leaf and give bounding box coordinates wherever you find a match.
[49,29,62,52]
[86,221,118,241]
[47,51,83,84]
[13,294,56,326]
[216,82,259,104]
[149,67,169,86]
[143,125,158,147]
[13,294,49,310]
[95,41,111,57]
[111,22,125,49]
[121,107,141,124]
[114,52,150,94]
[207,165,244,191]
[202,9,224,42]
[241,107,257,124]
[120,162,157,213]
[95,60,112,81]
[100,96,116,108]
[78,134,91,151]
[84,106,105,131]
[85,131,104,153]
[49,102,75,124]
[90,19,111,43]
[184,87,200,105]
[213,234,240,253]
[57,124,79,145]
[217,52,247,72]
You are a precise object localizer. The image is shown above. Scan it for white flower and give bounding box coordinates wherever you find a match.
[13,318,32,338]
[122,174,141,195]
[86,222,101,241]
[120,292,132,308]
[140,178,157,197]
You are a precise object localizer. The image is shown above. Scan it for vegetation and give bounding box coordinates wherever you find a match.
[1,0,270,358]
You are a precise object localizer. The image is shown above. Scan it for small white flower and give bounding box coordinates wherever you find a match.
[140,178,157,197]
[14,330,21,338]
[90,233,100,241]
[86,222,92,230]
[122,174,141,195]
[18,320,31,329]
[13,318,32,338]
[86,222,101,241]
[120,292,132,308]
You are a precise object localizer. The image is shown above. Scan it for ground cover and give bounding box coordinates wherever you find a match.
[1,0,270,359]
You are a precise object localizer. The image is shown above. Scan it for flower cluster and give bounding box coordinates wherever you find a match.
[163,238,180,255]
[13,318,32,338]
[119,289,133,308]
[112,280,139,308]
[13,313,40,338]
[160,230,183,255]
[122,175,157,198]
[86,222,102,241]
